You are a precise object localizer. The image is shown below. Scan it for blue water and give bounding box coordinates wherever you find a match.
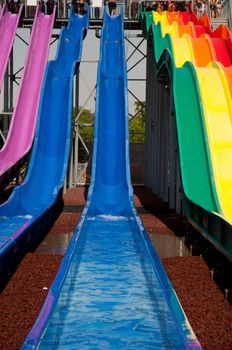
[0,215,32,250]
[39,216,185,349]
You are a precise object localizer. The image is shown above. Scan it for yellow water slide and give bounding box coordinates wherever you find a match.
[196,63,232,223]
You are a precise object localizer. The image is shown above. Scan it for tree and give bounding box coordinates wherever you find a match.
[72,107,94,143]
[129,101,146,143]
[72,100,146,144]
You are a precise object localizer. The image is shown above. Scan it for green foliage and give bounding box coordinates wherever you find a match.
[129,101,146,143]
[72,100,146,144]
[72,107,94,143]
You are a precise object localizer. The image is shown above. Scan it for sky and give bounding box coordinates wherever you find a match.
[0,22,146,117]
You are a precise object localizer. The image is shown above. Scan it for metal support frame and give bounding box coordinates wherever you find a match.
[144,41,182,214]
[65,60,97,190]
[1,13,147,190]
[65,29,147,189]
[126,36,146,122]
[125,37,146,61]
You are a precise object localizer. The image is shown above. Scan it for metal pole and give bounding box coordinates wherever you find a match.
[144,41,152,188]
[74,69,80,186]
[64,0,67,18]
[9,49,14,112]
[150,61,156,192]
[69,140,74,188]
[75,68,80,110]
[74,129,79,185]
[3,60,9,136]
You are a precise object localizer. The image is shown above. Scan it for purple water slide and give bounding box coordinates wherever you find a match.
[0,4,23,90]
[0,5,56,187]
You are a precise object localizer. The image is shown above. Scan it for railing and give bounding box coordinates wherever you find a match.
[1,0,231,24]
[0,0,141,19]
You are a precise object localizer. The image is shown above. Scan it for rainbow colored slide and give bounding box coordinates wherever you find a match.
[140,8,232,259]
[0,6,56,188]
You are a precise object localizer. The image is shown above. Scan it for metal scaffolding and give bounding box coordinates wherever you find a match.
[144,40,183,214]
[0,5,146,190]
[66,27,147,189]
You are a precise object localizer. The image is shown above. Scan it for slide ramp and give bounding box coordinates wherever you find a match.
[22,10,201,350]
[141,9,232,258]
[0,6,55,188]
[0,9,88,277]
[195,63,232,222]
[0,3,23,90]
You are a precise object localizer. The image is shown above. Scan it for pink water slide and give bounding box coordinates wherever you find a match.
[0,5,56,187]
[0,3,23,90]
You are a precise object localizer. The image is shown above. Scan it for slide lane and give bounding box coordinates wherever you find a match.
[141,9,232,257]
[22,10,201,350]
[0,6,55,188]
[155,12,232,225]
[195,63,232,223]
[0,9,88,276]
[0,3,23,90]
[152,11,232,66]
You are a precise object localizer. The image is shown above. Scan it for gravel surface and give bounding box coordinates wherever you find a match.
[0,255,62,350]
[163,256,232,350]
[0,186,231,349]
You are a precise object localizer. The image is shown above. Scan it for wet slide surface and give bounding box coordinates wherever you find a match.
[0,4,23,90]
[23,11,201,350]
[0,10,88,273]
[36,217,191,349]
[0,6,55,187]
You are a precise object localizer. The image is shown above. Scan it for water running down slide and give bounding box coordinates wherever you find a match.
[23,10,201,350]
[0,10,88,276]
[0,6,55,188]
[0,3,23,90]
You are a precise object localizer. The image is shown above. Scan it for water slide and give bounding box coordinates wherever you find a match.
[22,10,201,349]
[0,6,56,188]
[0,3,23,90]
[141,9,232,259]
[0,9,89,276]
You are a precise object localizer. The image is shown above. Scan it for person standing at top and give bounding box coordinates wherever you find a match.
[108,0,117,16]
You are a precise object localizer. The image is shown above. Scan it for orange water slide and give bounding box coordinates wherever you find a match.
[167,10,232,42]
[223,67,232,96]
[163,11,232,66]
[191,35,215,66]
[166,11,184,24]
[177,22,195,36]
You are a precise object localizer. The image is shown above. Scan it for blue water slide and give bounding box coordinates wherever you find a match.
[22,10,201,350]
[0,9,89,276]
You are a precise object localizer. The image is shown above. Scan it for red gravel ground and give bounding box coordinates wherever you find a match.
[0,255,62,350]
[48,212,81,234]
[163,257,232,350]
[0,186,232,349]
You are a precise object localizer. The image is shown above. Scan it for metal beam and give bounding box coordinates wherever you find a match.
[127,55,146,73]
[128,88,142,104]
[125,37,146,61]
[16,33,29,46]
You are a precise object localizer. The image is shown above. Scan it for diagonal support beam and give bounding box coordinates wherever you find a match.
[128,88,142,104]
[125,37,146,61]
[129,106,145,123]
[127,55,146,73]
[16,33,29,46]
